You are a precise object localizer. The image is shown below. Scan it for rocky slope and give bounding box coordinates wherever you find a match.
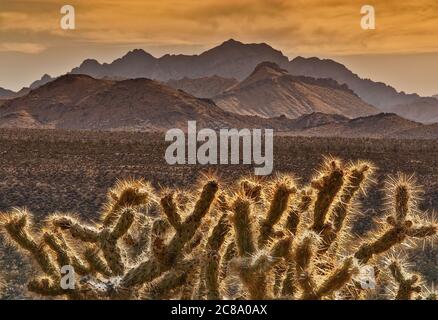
[388,97,438,124]
[214,62,378,119]
[166,76,238,98]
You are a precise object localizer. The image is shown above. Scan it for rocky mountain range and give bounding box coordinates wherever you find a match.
[65,39,434,121]
[0,72,437,138]
[0,39,437,136]
[70,39,289,81]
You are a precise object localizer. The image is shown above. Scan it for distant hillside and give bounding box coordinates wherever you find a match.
[290,112,349,129]
[0,87,16,99]
[214,62,378,119]
[291,113,422,138]
[166,76,238,98]
[394,123,438,139]
[388,97,438,124]
[0,74,55,100]
[287,56,420,110]
[0,110,44,129]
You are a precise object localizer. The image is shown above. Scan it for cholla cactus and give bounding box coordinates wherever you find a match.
[354,175,437,264]
[0,158,436,300]
[388,259,422,300]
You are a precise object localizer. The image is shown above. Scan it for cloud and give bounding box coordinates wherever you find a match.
[0,42,47,54]
[0,11,56,32]
[1,0,438,55]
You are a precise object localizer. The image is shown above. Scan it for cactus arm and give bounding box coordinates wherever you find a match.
[51,216,99,243]
[310,160,344,233]
[83,246,112,277]
[110,207,135,239]
[43,231,89,275]
[205,214,231,300]
[142,258,197,300]
[121,180,218,288]
[406,224,437,238]
[314,257,359,299]
[101,180,152,227]
[354,224,408,264]
[285,189,312,235]
[161,193,182,230]
[259,179,295,248]
[389,261,422,300]
[2,211,58,278]
[162,180,218,267]
[294,232,319,299]
[231,196,256,257]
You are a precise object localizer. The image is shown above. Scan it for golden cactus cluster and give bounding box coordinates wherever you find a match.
[0,158,436,300]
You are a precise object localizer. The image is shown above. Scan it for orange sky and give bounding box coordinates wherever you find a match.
[1,0,438,95]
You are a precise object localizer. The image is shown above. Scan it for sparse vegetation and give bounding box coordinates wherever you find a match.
[0,154,436,300]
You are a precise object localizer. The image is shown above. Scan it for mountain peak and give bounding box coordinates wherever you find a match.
[41,74,52,80]
[80,59,101,67]
[221,38,243,46]
[29,73,54,89]
[252,61,288,74]
[123,48,153,59]
[236,61,288,86]
[208,39,249,53]
[37,74,104,92]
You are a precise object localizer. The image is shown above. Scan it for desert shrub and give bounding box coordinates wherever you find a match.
[0,158,436,300]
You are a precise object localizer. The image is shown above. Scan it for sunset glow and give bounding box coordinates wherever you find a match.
[1,0,438,94]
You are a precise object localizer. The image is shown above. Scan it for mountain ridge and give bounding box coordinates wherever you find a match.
[287,56,421,110]
[1,73,436,139]
[70,39,290,82]
[2,39,437,125]
[67,39,425,112]
[0,74,302,131]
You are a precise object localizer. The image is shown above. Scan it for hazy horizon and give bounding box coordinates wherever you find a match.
[1,0,438,96]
